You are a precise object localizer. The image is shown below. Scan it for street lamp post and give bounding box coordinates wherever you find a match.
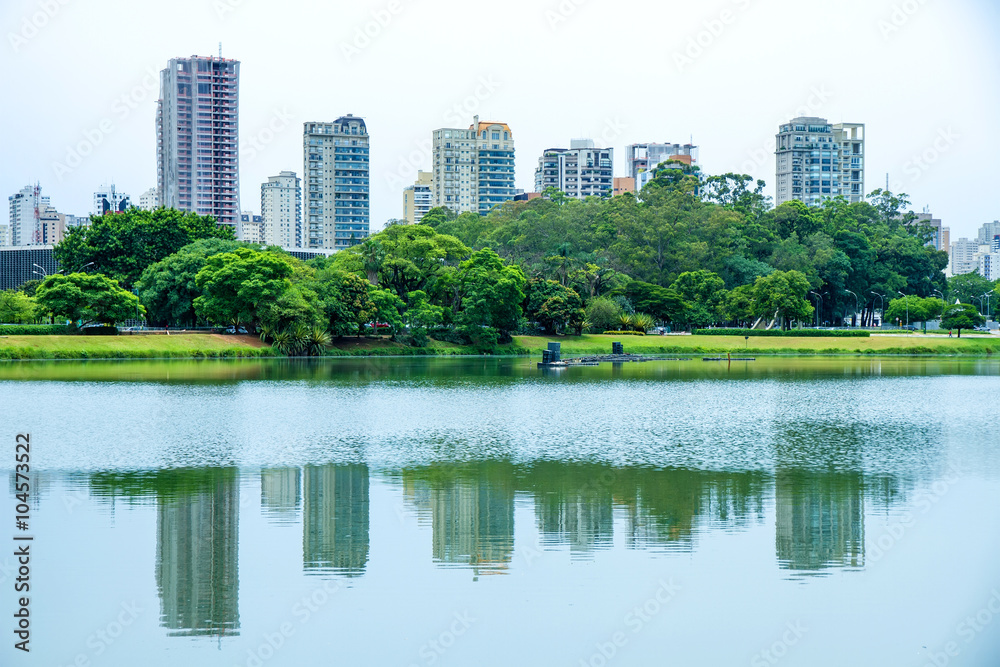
[809,291,823,328]
[870,292,886,328]
[74,261,96,273]
[844,290,859,327]
[982,293,993,321]
[897,291,909,328]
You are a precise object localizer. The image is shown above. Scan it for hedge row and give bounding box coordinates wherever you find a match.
[0,325,74,336]
[602,331,646,336]
[0,348,277,360]
[693,329,871,338]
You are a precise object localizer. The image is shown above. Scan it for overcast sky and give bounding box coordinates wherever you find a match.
[1,0,997,240]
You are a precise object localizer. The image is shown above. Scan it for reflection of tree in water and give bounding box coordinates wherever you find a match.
[302,464,370,577]
[613,468,769,552]
[89,468,242,638]
[401,463,515,576]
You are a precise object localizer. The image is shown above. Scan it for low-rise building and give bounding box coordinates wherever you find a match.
[613,177,635,196]
[0,245,58,290]
[238,212,264,245]
[534,140,614,199]
[403,171,433,224]
[94,185,131,216]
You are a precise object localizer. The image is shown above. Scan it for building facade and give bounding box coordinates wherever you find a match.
[0,245,58,290]
[775,117,865,206]
[261,171,302,248]
[403,171,433,224]
[432,116,515,215]
[534,140,614,199]
[613,177,636,196]
[93,185,131,216]
[238,212,264,245]
[156,55,241,229]
[304,116,370,250]
[979,252,1000,282]
[949,238,981,276]
[912,213,950,252]
[626,143,698,191]
[138,187,158,211]
[8,185,49,247]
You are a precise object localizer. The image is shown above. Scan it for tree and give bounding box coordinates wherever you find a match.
[136,238,244,326]
[623,281,687,324]
[194,248,295,329]
[405,290,444,330]
[54,208,235,287]
[669,270,727,329]
[368,287,406,335]
[311,271,377,337]
[0,290,39,323]
[454,249,528,337]
[751,270,814,329]
[885,296,945,328]
[947,272,995,306]
[34,273,143,327]
[585,297,622,333]
[527,278,584,335]
[940,304,985,337]
[363,224,469,299]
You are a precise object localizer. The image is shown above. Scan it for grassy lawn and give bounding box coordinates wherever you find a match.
[0,333,268,359]
[514,334,1000,356]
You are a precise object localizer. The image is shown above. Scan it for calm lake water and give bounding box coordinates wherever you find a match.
[2,357,999,666]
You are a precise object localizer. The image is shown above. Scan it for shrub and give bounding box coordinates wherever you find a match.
[0,325,74,335]
[603,330,646,336]
[693,329,870,338]
[585,297,622,334]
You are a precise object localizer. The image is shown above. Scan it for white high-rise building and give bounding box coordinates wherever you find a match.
[775,117,865,206]
[403,171,433,224]
[304,116,370,249]
[949,238,981,276]
[138,187,158,211]
[93,185,131,216]
[261,172,302,248]
[979,252,1000,281]
[625,143,699,191]
[156,55,241,229]
[912,213,950,252]
[238,212,264,245]
[8,185,49,247]
[431,116,515,215]
[977,220,1000,245]
[534,139,614,199]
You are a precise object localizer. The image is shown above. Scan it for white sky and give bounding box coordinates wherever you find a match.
[1,0,997,240]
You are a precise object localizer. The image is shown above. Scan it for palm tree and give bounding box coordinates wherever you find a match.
[618,313,635,331]
[306,327,332,356]
[360,238,386,287]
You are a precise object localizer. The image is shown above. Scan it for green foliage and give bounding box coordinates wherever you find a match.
[669,270,726,328]
[527,279,585,335]
[584,297,622,334]
[453,248,527,337]
[0,325,73,335]
[602,331,646,336]
[693,329,871,338]
[947,272,996,308]
[940,304,985,336]
[0,290,40,324]
[622,282,686,323]
[885,296,945,325]
[137,238,244,326]
[54,208,235,286]
[750,270,815,328]
[194,247,295,328]
[34,273,144,327]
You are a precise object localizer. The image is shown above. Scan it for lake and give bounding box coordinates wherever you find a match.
[2,357,999,666]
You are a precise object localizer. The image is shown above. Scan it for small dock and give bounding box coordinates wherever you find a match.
[538,342,693,368]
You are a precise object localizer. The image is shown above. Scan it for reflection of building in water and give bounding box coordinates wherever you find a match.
[261,468,301,524]
[775,471,865,573]
[524,464,614,556]
[302,465,369,576]
[155,471,240,637]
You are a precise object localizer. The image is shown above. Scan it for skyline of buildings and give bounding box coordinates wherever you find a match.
[431,116,516,215]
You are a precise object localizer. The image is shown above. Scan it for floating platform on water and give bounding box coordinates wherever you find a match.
[538,354,691,368]
[702,357,756,362]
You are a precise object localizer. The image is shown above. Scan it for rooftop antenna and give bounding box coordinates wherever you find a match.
[886,173,889,192]
[219,42,222,59]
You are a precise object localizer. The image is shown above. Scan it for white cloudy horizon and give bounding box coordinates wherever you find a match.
[1,0,997,240]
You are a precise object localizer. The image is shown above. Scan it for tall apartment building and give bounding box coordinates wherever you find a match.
[38,205,65,245]
[403,171,433,224]
[432,116,515,215]
[93,184,131,216]
[626,143,698,191]
[238,212,264,245]
[977,221,1000,245]
[138,187,158,211]
[156,55,241,229]
[534,140,614,199]
[261,171,302,248]
[304,116,370,250]
[775,117,865,206]
[979,252,1000,282]
[949,238,981,276]
[912,213,950,252]
[8,185,49,247]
